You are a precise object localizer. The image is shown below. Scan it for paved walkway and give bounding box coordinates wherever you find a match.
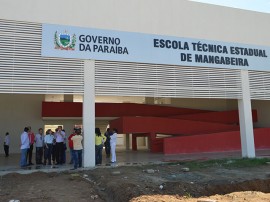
[0,149,269,175]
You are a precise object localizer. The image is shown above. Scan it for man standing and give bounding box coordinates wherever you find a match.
[4,132,10,157]
[55,126,65,165]
[104,128,111,158]
[20,127,30,168]
[26,126,35,165]
[35,128,44,165]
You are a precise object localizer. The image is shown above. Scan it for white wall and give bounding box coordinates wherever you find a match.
[0,94,44,153]
[0,0,269,46]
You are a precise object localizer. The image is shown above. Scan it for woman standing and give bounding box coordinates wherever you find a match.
[95,128,106,165]
[110,128,118,163]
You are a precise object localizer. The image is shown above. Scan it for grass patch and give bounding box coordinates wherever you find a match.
[180,157,270,170]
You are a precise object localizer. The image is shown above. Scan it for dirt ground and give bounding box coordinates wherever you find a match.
[1,162,270,202]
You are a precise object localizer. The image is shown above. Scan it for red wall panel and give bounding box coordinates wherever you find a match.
[109,116,239,135]
[254,128,270,149]
[163,128,270,154]
[42,102,211,118]
[164,131,241,154]
[170,110,258,124]
[42,102,82,117]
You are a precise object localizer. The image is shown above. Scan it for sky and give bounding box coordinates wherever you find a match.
[190,0,270,13]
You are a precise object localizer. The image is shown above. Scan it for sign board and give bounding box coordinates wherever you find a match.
[42,23,270,71]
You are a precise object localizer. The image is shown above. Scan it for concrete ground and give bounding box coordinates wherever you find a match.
[0,148,269,175]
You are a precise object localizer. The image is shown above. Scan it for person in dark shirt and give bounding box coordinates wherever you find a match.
[104,128,112,158]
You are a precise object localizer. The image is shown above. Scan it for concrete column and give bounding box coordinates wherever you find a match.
[238,70,255,158]
[83,60,95,167]
[125,133,130,150]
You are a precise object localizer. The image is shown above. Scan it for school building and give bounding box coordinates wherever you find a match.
[1,0,270,167]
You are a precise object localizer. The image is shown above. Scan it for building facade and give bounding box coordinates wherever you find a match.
[0,0,270,167]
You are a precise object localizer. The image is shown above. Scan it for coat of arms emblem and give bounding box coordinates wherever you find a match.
[54,31,76,50]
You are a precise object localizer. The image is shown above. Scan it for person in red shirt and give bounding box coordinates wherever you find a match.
[68,128,77,164]
[26,126,35,165]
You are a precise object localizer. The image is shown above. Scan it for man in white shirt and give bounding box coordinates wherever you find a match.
[4,132,10,157]
[20,127,30,168]
[55,126,66,165]
[35,128,44,165]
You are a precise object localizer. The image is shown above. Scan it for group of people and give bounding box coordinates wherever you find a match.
[20,125,117,169]
[95,127,117,165]
[20,125,83,170]
[42,126,67,166]
[20,126,60,167]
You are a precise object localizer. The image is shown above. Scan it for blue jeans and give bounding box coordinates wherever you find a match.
[72,149,82,169]
[20,148,28,167]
